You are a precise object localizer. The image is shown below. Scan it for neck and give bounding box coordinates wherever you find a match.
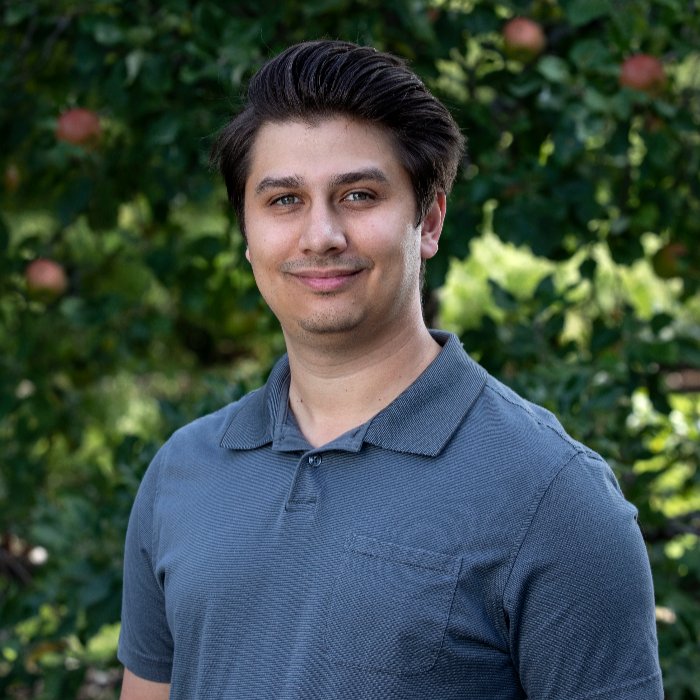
[284,320,441,447]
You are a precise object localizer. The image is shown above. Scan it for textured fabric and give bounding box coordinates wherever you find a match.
[118,331,663,699]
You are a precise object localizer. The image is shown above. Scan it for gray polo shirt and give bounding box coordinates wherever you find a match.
[119,330,663,699]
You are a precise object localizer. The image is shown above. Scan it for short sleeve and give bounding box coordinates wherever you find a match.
[117,447,174,683]
[504,451,663,699]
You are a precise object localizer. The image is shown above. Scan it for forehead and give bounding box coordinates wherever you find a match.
[245,117,405,186]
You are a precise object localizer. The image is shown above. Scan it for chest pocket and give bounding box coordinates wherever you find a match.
[324,534,461,675]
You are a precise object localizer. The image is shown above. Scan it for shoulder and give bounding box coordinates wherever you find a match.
[166,386,265,454]
[441,366,629,539]
[136,387,263,490]
[481,373,582,452]
[453,370,600,482]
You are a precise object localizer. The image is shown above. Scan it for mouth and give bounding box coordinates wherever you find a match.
[288,268,364,292]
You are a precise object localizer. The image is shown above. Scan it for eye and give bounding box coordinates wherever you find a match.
[344,191,373,202]
[271,194,301,206]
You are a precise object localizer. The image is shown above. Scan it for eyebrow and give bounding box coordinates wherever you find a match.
[254,175,303,195]
[329,168,389,188]
[253,167,389,195]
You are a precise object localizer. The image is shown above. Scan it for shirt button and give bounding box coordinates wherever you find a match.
[308,455,322,467]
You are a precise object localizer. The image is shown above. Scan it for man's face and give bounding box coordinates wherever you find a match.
[243,117,443,345]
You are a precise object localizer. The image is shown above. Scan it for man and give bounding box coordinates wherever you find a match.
[118,40,663,699]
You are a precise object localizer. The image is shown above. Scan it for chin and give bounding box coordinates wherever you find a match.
[295,312,365,336]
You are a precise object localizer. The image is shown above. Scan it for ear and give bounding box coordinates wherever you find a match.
[419,191,446,260]
[245,246,251,263]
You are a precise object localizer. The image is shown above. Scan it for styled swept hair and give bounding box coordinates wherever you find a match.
[211,40,465,233]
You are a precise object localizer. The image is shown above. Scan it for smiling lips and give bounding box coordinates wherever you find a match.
[279,256,371,293]
[288,267,364,292]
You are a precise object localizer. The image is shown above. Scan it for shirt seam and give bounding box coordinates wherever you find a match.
[571,670,663,699]
[501,446,586,622]
[349,548,458,575]
[484,380,579,451]
[486,375,606,644]
[120,646,174,668]
[150,439,174,590]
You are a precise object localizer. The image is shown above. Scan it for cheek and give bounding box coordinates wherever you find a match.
[398,224,423,262]
[244,229,278,268]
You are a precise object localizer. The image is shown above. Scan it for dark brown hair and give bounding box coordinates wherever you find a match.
[211,40,465,233]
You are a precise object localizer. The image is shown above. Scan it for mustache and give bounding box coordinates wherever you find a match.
[279,256,373,273]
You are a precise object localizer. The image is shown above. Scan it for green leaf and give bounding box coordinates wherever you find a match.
[569,39,612,72]
[537,56,571,84]
[125,49,146,85]
[147,114,180,146]
[583,87,613,113]
[4,3,35,25]
[93,21,123,46]
[563,0,611,27]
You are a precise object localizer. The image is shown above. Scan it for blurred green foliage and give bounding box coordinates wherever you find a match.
[1,0,698,697]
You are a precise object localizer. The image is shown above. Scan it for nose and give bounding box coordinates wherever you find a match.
[298,201,348,255]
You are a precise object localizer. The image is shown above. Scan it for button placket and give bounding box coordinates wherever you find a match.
[285,452,323,513]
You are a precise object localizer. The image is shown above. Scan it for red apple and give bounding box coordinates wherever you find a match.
[4,163,20,192]
[652,243,687,279]
[25,258,68,299]
[620,54,666,95]
[56,108,101,146]
[503,18,546,61]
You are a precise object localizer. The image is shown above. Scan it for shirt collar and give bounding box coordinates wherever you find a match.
[219,330,487,457]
